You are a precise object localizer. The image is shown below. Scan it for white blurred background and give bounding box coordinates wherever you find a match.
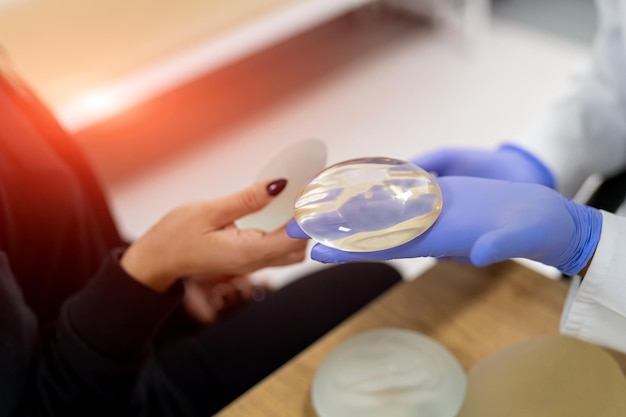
[0,0,597,286]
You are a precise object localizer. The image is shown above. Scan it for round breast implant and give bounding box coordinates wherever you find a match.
[312,328,466,417]
[457,335,626,417]
[294,157,442,252]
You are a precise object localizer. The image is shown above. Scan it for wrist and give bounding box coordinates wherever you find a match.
[555,200,602,276]
[120,243,179,293]
[578,254,595,279]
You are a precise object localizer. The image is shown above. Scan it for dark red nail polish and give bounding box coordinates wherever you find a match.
[266,179,288,196]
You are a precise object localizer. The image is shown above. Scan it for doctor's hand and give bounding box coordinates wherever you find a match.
[288,177,601,276]
[121,179,307,293]
[411,144,556,188]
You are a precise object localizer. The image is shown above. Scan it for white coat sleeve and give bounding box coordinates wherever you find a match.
[513,0,626,198]
[561,210,626,354]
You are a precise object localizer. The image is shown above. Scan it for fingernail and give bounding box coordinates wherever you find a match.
[266,178,287,196]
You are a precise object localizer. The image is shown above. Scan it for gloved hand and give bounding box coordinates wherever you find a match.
[411,144,556,188]
[287,177,601,276]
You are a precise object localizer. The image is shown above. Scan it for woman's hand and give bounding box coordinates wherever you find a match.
[183,274,269,323]
[121,179,307,292]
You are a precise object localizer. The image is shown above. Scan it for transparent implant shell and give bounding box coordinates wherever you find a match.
[311,328,466,417]
[294,157,442,252]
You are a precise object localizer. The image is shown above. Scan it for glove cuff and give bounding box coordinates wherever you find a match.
[499,144,557,189]
[557,200,602,276]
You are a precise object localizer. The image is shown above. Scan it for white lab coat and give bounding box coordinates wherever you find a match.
[514,0,626,354]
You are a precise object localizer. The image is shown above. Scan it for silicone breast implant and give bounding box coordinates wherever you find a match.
[311,328,466,417]
[294,157,442,252]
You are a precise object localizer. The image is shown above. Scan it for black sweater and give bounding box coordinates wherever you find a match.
[0,74,184,415]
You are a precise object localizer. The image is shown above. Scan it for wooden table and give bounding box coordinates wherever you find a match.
[216,260,626,417]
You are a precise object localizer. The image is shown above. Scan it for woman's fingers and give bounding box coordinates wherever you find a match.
[122,179,296,290]
[183,275,270,324]
[237,226,307,268]
[208,179,287,226]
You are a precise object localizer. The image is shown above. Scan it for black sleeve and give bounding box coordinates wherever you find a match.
[0,253,37,417]
[20,249,184,417]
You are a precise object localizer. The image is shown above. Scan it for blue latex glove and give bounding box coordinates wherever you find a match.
[287,177,602,276]
[411,144,556,188]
